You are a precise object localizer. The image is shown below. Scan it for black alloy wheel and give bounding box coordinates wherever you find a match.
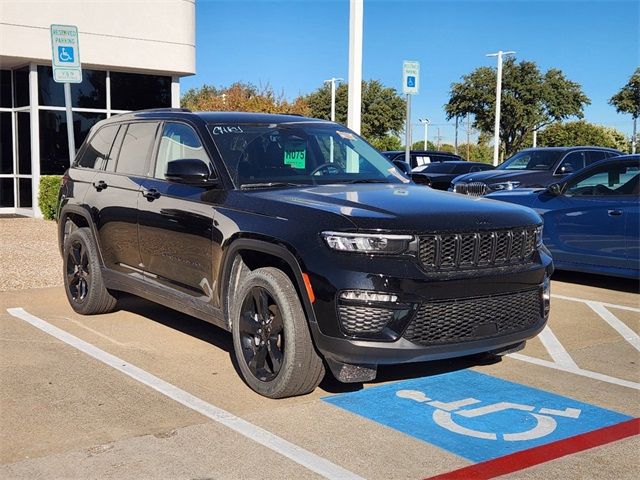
[62,227,118,315]
[66,239,90,302]
[238,286,285,382]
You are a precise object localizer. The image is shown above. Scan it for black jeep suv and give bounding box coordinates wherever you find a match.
[57,109,553,398]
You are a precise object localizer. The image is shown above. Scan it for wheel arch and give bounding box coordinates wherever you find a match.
[220,238,317,330]
[58,205,103,264]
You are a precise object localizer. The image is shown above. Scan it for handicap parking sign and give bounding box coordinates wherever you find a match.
[407,76,416,88]
[323,370,632,462]
[57,46,74,63]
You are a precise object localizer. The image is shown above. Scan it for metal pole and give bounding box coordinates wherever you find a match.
[424,122,428,150]
[466,113,470,160]
[454,116,459,154]
[487,50,515,166]
[492,51,503,166]
[633,117,637,154]
[405,94,411,164]
[532,128,537,148]
[64,82,76,160]
[330,80,336,122]
[347,0,363,134]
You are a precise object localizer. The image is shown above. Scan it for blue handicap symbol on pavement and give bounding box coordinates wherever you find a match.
[58,46,74,63]
[407,76,416,88]
[323,370,632,462]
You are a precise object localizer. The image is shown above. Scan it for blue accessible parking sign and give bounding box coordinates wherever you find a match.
[323,370,632,462]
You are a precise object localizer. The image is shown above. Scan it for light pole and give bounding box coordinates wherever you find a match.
[347,0,363,135]
[419,118,430,150]
[486,50,515,166]
[324,77,343,122]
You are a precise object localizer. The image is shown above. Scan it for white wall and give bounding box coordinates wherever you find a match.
[0,0,195,75]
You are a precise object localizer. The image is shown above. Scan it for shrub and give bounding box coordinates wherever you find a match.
[38,175,62,220]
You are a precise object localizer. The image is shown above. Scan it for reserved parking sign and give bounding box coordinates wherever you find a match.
[50,24,82,83]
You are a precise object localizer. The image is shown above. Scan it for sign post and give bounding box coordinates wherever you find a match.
[402,61,420,164]
[50,24,82,161]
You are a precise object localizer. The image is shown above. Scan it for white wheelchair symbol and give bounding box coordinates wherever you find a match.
[59,47,73,62]
[396,389,581,441]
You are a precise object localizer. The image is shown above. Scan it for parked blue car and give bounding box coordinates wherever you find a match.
[486,155,639,279]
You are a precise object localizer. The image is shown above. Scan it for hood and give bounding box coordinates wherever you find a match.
[244,183,541,233]
[453,169,548,185]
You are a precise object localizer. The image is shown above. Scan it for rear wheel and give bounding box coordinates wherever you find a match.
[231,267,324,398]
[63,227,118,315]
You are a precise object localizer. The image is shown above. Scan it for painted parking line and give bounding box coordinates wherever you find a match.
[323,370,633,463]
[424,418,640,480]
[6,308,364,480]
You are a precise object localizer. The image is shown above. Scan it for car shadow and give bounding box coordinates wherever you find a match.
[552,270,639,294]
[114,293,234,354]
[114,293,504,397]
[319,353,501,394]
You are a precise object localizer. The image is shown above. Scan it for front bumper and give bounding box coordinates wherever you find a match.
[303,245,553,367]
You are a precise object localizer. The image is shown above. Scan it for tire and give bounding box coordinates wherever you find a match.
[231,267,325,398]
[63,227,118,315]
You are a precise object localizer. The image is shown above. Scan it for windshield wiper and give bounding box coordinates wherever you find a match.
[240,182,306,190]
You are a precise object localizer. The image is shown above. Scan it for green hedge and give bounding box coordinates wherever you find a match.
[38,175,62,220]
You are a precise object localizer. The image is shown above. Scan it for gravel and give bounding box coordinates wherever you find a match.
[0,217,62,291]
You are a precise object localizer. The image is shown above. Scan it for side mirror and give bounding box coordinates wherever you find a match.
[558,164,574,174]
[165,159,217,186]
[546,183,564,196]
[393,159,412,175]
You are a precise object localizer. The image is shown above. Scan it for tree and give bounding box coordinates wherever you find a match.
[609,67,640,153]
[370,134,402,151]
[182,82,311,115]
[411,140,437,150]
[538,121,629,151]
[304,80,406,144]
[445,58,590,157]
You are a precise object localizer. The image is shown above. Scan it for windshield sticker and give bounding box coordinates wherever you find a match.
[336,131,356,140]
[284,140,306,169]
[211,125,244,135]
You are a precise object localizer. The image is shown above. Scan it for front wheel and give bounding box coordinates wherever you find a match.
[231,267,324,398]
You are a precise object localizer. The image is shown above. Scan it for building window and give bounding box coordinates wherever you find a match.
[0,178,14,207]
[0,70,11,108]
[39,111,107,175]
[17,112,31,174]
[38,66,106,109]
[0,112,12,174]
[110,72,171,110]
[13,67,29,107]
[18,178,32,207]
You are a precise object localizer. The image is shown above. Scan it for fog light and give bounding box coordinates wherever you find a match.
[340,291,398,303]
[542,277,551,317]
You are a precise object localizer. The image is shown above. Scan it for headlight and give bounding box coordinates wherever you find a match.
[489,181,521,191]
[322,232,413,254]
[535,225,543,247]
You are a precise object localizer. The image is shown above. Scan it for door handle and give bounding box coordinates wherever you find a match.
[92,180,108,191]
[607,209,623,217]
[142,188,161,200]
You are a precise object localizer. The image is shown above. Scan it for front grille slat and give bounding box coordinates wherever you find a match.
[403,289,542,346]
[419,227,537,272]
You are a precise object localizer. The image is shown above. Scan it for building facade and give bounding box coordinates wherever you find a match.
[0,0,196,216]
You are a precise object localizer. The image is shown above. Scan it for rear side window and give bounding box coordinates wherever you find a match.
[115,122,158,176]
[586,150,608,165]
[77,125,118,169]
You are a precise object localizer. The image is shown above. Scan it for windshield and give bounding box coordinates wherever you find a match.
[498,150,564,171]
[208,123,408,187]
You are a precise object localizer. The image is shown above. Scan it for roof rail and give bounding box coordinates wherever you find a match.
[134,107,192,113]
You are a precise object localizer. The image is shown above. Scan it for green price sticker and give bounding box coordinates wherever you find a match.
[284,142,306,169]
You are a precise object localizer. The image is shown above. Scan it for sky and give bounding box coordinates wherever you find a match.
[183,0,640,145]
